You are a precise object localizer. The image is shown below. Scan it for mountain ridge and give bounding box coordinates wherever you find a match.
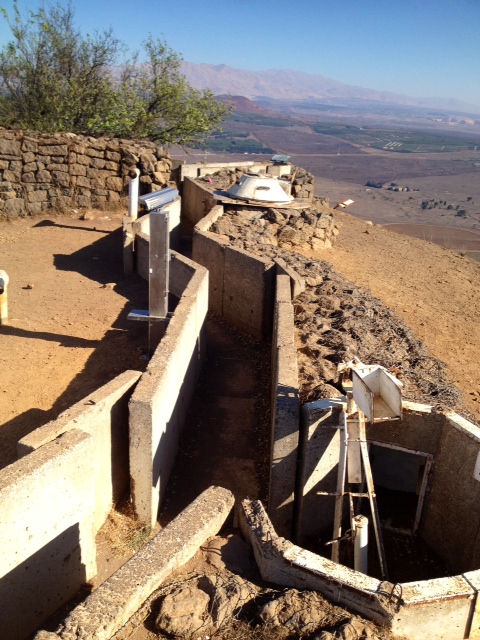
[181,61,480,116]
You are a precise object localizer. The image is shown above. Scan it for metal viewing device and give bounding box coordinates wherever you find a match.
[128,188,179,356]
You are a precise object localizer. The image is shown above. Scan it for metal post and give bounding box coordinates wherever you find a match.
[354,514,369,574]
[123,169,140,276]
[0,270,9,326]
[148,209,169,355]
[358,412,388,579]
[128,168,140,220]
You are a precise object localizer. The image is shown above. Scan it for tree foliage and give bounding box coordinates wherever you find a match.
[0,1,230,144]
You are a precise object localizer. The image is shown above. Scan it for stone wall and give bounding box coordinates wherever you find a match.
[0,129,174,219]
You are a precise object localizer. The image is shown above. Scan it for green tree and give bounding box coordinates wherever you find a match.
[0,1,230,144]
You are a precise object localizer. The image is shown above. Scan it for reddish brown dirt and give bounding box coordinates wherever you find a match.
[315,210,480,420]
[0,211,148,470]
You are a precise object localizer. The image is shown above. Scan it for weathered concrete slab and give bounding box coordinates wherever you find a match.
[0,430,96,640]
[18,370,141,531]
[129,265,209,528]
[192,229,227,316]
[35,486,234,640]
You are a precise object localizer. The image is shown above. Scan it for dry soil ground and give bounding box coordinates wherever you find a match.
[0,211,149,470]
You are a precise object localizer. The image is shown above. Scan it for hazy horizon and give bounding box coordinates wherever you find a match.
[0,0,479,108]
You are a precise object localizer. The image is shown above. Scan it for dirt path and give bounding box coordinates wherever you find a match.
[315,210,480,420]
[159,315,271,525]
[0,213,148,469]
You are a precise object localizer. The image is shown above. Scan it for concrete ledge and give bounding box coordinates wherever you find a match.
[194,203,224,232]
[17,370,141,532]
[0,430,96,640]
[268,275,301,538]
[36,486,235,640]
[129,262,209,527]
[240,499,394,626]
[274,258,306,298]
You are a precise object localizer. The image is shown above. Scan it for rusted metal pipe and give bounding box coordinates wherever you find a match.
[0,269,9,326]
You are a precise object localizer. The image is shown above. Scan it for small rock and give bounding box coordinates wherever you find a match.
[155,582,211,638]
[80,212,94,221]
[24,283,34,289]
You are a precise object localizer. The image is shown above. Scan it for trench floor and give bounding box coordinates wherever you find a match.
[159,313,271,525]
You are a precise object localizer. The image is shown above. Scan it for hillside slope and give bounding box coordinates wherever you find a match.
[318,211,480,420]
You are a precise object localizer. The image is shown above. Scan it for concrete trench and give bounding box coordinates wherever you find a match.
[159,313,271,524]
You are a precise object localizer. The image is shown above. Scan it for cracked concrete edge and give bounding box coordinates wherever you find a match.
[238,498,395,627]
[34,486,234,640]
[17,370,142,456]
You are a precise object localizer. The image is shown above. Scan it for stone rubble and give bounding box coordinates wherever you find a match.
[210,204,470,415]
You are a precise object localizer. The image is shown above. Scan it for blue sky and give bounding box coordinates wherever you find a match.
[1,0,480,107]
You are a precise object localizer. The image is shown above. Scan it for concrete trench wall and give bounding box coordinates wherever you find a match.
[192,202,276,341]
[0,430,97,640]
[268,272,301,538]
[34,486,235,640]
[240,498,480,640]
[16,370,141,532]
[3,153,480,638]
[129,244,209,528]
[295,398,480,639]
[0,208,209,638]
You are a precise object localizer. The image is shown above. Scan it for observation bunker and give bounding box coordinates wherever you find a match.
[270,361,480,638]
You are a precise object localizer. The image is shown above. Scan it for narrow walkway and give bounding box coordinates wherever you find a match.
[159,314,271,525]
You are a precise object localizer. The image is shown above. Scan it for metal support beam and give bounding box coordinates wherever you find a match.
[148,209,169,355]
[127,208,170,357]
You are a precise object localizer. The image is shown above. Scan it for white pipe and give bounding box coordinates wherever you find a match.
[128,168,140,220]
[354,514,369,574]
[0,269,9,326]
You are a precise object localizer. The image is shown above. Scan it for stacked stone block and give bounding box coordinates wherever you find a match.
[0,129,173,219]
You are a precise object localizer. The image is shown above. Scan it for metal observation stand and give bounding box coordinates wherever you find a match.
[126,186,179,357]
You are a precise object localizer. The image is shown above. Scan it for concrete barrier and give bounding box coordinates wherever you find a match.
[239,498,478,640]
[35,486,234,640]
[182,176,217,227]
[192,218,276,341]
[268,274,301,538]
[129,257,208,527]
[17,370,141,532]
[0,430,97,640]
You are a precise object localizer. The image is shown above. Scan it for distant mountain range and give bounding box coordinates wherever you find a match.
[181,62,480,116]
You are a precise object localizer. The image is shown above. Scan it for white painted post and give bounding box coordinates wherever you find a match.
[354,514,369,574]
[124,169,141,276]
[128,168,140,221]
[0,270,9,326]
